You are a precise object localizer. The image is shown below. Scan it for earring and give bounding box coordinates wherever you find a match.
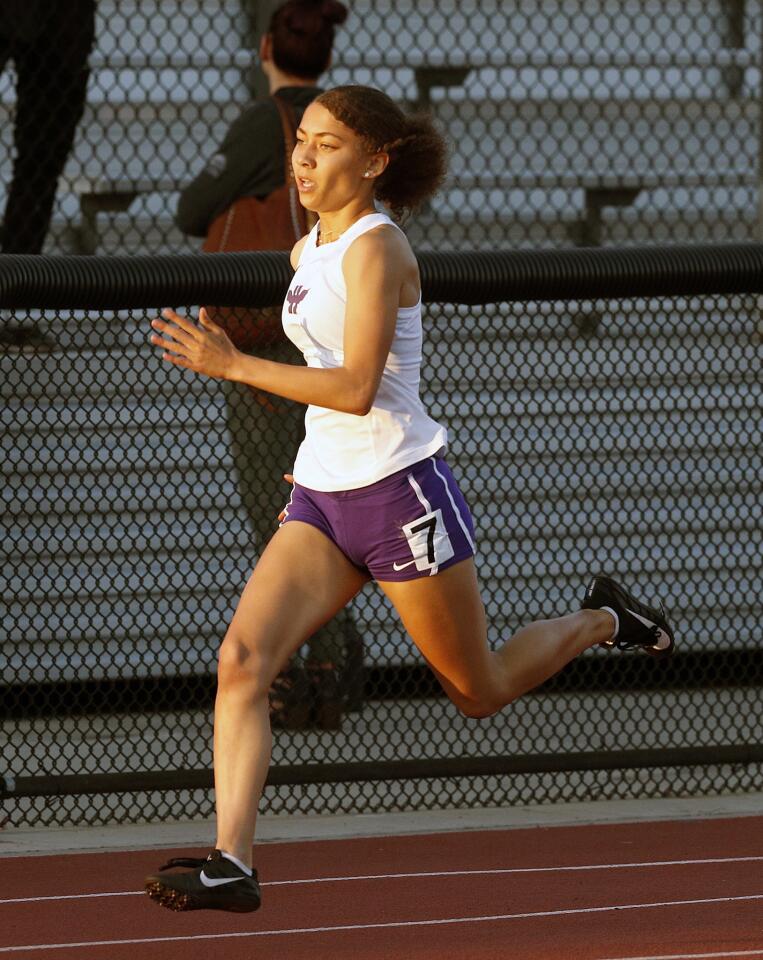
[364,171,371,177]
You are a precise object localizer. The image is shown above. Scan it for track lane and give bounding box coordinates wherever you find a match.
[1,816,760,960]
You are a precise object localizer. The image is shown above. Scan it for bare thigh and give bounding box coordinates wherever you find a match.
[377,558,493,709]
[222,521,369,679]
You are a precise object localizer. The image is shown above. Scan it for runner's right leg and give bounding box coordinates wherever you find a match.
[213,520,368,866]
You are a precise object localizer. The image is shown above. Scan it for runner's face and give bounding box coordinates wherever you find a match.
[293,102,376,213]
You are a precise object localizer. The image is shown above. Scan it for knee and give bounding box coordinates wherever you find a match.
[450,667,522,718]
[217,630,276,700]
[451,682,505,720]
[459,703,500,720]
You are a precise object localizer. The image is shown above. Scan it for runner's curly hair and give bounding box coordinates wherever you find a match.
[315,85,448,220]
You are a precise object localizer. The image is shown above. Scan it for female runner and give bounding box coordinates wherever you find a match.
[145,85,674,913]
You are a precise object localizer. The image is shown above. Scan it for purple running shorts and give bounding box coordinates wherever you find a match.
[281,456,476,581]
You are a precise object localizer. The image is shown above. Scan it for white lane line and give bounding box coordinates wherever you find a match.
[1,892,137,906]
[1,894,762,953]
[597,951,763,960]
[2,855,763,906]
[265,856,763,887]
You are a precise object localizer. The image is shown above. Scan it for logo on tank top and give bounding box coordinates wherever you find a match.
[287,284,309,315]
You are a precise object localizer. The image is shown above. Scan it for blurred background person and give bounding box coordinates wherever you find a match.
[176,0,363,731]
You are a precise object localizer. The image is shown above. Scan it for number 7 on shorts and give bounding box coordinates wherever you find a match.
[400,508,455,575]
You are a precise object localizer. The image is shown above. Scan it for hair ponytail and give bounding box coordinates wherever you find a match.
[316,85,448,220]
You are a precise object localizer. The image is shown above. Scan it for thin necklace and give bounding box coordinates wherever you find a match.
[316,225,341,246]
[316,211,374,247]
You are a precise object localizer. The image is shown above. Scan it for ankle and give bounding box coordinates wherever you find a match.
[582,608,617,646]
[214,844,252,871]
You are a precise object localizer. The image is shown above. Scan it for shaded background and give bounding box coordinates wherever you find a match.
[1,2,762,827]
[0,0,761,255]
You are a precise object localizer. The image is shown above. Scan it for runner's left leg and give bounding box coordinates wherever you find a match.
[378,558,613,718]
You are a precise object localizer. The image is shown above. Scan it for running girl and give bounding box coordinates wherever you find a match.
[145,84,674,913]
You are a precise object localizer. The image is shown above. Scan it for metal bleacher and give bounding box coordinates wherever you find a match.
[0,0,752,253]
[2,3,762,829]
[2,0,761,688]
[4,279,761,692]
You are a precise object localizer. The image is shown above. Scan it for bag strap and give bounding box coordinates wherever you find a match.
[272,94,315,240]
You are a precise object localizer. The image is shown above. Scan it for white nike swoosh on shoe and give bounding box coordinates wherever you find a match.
[199,871,246,888]
[392,558,417,571]
[625,607,671,649]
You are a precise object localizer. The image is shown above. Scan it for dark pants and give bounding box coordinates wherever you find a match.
[222,338,352,668]
[0,2,95,253]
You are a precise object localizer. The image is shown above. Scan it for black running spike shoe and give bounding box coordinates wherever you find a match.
[145,849,261,913]
[581,575,675,659]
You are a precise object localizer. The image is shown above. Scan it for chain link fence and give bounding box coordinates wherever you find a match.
[0,1,761,257]
[2,248,761,827]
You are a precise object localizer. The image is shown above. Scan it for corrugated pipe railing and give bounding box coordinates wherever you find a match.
[1,243,763,310]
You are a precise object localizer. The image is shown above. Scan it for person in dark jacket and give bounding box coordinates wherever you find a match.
[176,1,340,239]
[177,0,360,730]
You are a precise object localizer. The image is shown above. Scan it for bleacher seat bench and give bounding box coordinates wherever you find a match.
[449,168,757,245]
[69,176,178,254]
[68,168,756,254]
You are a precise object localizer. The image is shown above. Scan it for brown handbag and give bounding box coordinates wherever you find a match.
[202,94,314,350]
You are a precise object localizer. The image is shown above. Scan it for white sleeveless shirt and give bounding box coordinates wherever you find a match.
[282,212,447,491]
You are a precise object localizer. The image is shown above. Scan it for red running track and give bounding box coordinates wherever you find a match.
[1,815,762,959]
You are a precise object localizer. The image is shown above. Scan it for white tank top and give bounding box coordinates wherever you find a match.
[282,211,447,491]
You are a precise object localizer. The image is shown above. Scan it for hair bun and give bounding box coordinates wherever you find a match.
[270,0,346,78]
[282,0,347,32]
[320,0,348,26]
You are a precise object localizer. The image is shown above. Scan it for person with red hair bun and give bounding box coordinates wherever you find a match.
[178,0,354,734]
[176,0,347,239]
